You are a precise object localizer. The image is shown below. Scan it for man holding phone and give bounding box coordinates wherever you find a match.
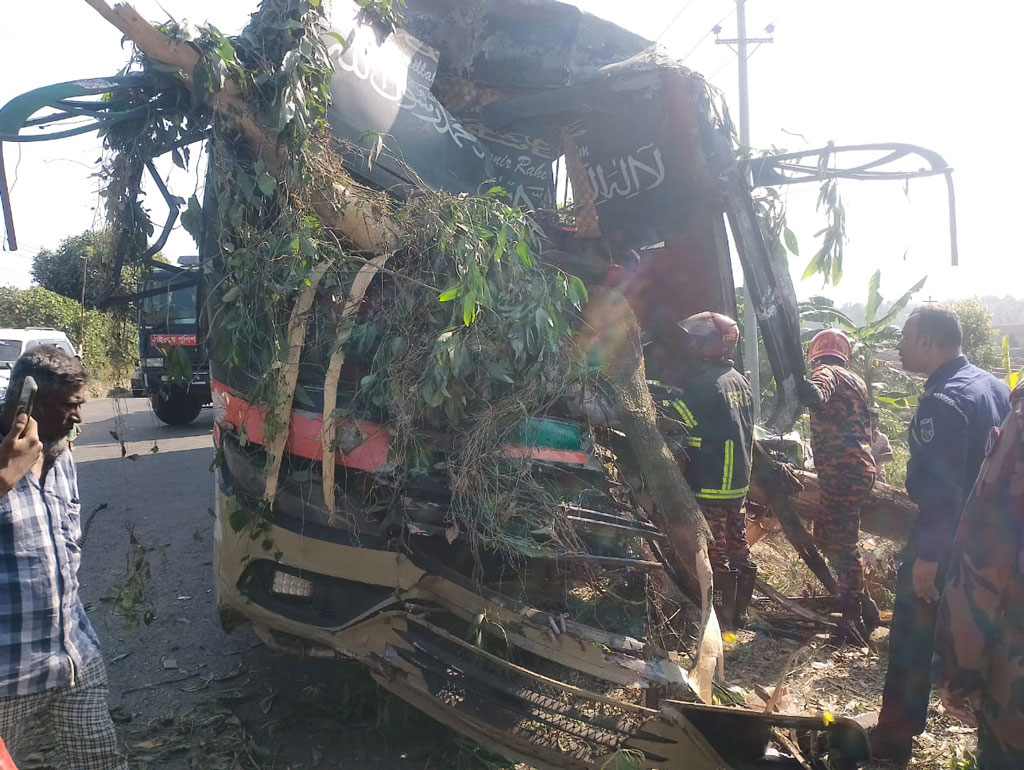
[0,346,127,769]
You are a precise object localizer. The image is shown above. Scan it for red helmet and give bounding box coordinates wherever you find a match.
[807,329,852,365]
[677,312,740,359]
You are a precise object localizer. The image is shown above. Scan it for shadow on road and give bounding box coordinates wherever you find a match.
[76,408,215,449]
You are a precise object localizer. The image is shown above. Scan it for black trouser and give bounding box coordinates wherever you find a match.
[877,543,946,740]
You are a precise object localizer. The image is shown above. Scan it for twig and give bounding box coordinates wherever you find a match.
[755,577,835,627]
[121,672,197,696]
[80,502,109,546]
[772,727,813,770]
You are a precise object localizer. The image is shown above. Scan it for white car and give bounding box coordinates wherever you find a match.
[0,328,78,402]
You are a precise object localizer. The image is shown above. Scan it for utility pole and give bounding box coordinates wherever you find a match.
[715,2,773,421]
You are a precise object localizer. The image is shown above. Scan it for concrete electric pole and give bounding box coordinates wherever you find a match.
[715,1,773,421]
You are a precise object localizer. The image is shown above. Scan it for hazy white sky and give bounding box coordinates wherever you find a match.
[0,1,1018,304]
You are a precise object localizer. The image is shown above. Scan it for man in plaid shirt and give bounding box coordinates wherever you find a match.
[0,346,126,769]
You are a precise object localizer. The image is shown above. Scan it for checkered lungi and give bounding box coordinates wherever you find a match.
[0,655,126,770]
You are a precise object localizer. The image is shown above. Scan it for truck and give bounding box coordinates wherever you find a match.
[0,0,952,766]
[132,256,212,425]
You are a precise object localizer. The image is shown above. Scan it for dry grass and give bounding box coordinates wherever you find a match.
[725,534,976,769]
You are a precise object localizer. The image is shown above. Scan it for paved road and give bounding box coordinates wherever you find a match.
[62,398,464,769]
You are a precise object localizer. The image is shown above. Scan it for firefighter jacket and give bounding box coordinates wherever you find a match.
[906,355,1010,563]
[933,382,1024,757]
[652,362,754,503]
[804,363,875,490]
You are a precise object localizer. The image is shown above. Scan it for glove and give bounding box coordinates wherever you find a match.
[777,462,805,493]
[796,378,819,407]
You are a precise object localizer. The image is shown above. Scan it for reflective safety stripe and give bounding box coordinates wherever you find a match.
[685,436,703,448]
[723,439,734,490]
[697,439,744,499]
[698,486,749,500]
[671,399,698,429]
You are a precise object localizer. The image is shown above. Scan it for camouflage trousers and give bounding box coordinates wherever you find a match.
[702,499,753,572]
[979,719,1024,770]
[813,470,875,598]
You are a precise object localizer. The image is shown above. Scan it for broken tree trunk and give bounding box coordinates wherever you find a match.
[750,467,915,543]
[263,261,331,505]
[82,0,397,255]
[321,253,391,519]
[581,288,721,701]
[750,442,839,595]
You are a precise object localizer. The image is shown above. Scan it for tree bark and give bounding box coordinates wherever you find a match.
[749,459,915,543]
[581,288,721,702]
[81,0,396,254]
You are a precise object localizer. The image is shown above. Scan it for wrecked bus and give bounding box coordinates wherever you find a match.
[204,3,849,768]
[0,0,888,767]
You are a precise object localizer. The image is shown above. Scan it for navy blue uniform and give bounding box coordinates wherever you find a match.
[906,356,1011,563]
[878,355,1010,748]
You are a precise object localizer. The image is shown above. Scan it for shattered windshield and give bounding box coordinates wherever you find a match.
[0,340,22,366]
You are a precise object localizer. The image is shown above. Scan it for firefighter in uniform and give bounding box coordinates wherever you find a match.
[871,306,1010,764]
[797,329,878,639]
[934,381,1024,770]
[654,312,755,630]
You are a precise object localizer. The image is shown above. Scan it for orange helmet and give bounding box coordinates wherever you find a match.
[677,312,740,359]
[807,329,852,365]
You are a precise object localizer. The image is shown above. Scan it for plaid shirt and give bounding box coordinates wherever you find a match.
[0,435,99,696]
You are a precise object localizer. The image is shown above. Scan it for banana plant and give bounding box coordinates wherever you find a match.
[799,270,926,403]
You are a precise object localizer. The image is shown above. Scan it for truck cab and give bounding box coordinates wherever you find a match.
[135,258,211,424]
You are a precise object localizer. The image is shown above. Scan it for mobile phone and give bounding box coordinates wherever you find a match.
[15,376,37,418]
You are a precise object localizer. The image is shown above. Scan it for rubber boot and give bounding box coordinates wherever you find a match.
[860,591,881,634]
[733,564,758,629]
[712,569,738,631]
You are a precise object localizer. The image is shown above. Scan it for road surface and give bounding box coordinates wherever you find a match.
[24,397,480,769]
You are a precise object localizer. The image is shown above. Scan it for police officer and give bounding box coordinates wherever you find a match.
[797,329,878,640]
[655,312,755,630]
[934,381,1024,770]
[871,306,1010,764]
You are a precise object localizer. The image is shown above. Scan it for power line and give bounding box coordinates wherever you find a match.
[680,8,735,63]
[656,0,699,42]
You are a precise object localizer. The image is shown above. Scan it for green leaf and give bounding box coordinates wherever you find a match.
[256,173,277,197]
[179,195,203,244]
[215,36,236,63]
[516,240,532,266]
[567,274,588,308]
[227,501,249,533]
[783,227,799,256]
[438,286,459,302]
[870,275,927,331]
[461,294,477,326]
[293,385,315,409]
[494,227,507,262]
[801,252,824,281]
[865,270,882,324]
[831,254,843,284]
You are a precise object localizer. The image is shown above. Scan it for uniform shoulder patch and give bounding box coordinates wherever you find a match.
[920,417,935,443]
[928,391,968,424]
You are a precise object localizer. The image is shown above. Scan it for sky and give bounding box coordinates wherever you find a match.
[0,0,1020,305]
